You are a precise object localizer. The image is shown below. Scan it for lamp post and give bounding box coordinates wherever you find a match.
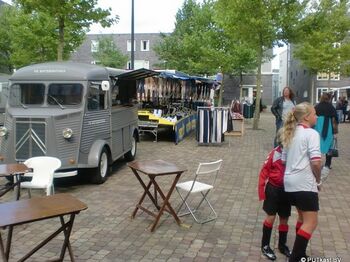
[131,0,135,70]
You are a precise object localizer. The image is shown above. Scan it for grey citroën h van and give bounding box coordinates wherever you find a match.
[0,62,153,183]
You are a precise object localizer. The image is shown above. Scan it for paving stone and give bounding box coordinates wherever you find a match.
[1,111,350,261]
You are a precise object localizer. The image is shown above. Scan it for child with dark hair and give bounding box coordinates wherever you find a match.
[258,130,291,260]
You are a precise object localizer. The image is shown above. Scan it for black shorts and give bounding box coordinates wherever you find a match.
[287,191,319,212]
[263,183,291,218]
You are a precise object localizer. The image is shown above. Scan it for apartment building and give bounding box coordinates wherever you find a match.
[280,44,350,104]
[70,33,165,70]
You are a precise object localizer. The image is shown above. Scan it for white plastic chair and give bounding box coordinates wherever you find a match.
[21,156,61,197]
[176,159,223,224]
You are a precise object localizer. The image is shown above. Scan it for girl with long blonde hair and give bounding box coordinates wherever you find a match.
[281,102,322,261]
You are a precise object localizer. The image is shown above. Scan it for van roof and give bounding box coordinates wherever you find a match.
[10,62,160,82]
[10,62,114,81]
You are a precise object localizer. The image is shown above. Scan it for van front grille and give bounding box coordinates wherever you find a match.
[15,119,46,160]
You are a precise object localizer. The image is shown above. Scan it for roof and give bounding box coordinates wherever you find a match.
[10,62,110,81]
[157,70,192,80]
[112,68,160,80]
[192,75,215,84]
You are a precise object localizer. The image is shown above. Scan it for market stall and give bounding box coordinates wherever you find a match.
[137,70,214,143]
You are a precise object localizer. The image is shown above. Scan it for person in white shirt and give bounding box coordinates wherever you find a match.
[281,102,321,262]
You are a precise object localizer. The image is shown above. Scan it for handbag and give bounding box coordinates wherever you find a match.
[329,137,339,157]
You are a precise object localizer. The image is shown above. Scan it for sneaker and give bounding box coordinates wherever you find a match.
[261,245,277,260]
[278,244,291,257]
[321,166,330,181]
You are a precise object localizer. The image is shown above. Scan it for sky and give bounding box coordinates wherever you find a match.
[89,0,188,34]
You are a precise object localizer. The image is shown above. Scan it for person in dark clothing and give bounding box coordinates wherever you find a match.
[271,87,296,147]
[314,93,338,171]
[342,98,348,122]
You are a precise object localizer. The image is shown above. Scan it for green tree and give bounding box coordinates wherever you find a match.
[92,36,128,68]
[0,5,14,72]
[14,0,118,61]
[8,8,59,68]
[293,0,350,103]
[154,0,215,75]
[154,0,258,106]
[215,0,307,129]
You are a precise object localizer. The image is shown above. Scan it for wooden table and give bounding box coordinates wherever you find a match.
[0,163,29,200]
[0,193,87,262]
[128,159,187,232]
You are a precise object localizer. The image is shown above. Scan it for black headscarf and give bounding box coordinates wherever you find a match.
[315,102,337,139]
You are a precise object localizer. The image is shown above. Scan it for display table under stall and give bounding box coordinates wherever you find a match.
[138,110,196,144]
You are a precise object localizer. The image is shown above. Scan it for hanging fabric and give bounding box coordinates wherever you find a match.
[196,107,229,144]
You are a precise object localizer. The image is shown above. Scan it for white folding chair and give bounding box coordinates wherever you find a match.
[21,156,61,198]
[176,159,223,224]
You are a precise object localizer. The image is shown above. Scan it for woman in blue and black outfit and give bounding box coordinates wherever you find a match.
[314,93,338,171]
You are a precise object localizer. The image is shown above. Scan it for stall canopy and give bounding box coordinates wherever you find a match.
[157,70,192,80]
[192,76,216,84]
[116,68,160,80]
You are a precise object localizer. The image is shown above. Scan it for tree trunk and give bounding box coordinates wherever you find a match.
[310,75,315,105]
[218,72,224,107]
[253,46,263,130]
[57,17,65,61]
[239,71,243,100]
[327,72,333,102]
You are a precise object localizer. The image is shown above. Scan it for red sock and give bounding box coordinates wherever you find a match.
[295,221,302,234]
[297,229,311,240]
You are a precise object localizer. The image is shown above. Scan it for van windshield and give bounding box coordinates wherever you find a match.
[9,83,84,107]
[9,83,45,106]
[48,83,83,106]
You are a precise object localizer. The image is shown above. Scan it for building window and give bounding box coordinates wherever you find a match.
[91,40,99,53]
[330,72,340,80]
[127,60,150,70]
[140,40,149,51]
[317,72,340,80]
[127,40,136,51]
[317,72,328,80]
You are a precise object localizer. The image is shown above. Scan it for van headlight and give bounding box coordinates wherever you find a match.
[62,128,73,139]
[0,126,8,137]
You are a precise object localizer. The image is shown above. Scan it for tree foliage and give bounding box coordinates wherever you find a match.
[13,0,118,61]
[92,36,128,68]
[0,5,14,72]
[154,0,257,76]
[8,8,61,68]
[214,0,307,129]
[293,0,350,79]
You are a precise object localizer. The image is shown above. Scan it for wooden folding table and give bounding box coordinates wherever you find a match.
[0,163,29,200]
[0,193,87,262]
[128,159,187,232]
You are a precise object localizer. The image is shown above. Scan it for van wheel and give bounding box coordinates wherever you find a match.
[124,133,137,161]
[91,148,110,184]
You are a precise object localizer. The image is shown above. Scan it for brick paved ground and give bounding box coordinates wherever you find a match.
[1,110,350,261]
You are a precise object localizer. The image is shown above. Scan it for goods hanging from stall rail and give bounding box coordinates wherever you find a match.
[137,70,216,144]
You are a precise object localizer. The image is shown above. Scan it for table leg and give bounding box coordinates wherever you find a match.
[15,174,21,200]
[59,215,75,262]
[131,169,159,218]
[17,214,75,262]
[149,173,182,232]
[5,225,13,261]
[0,231,8,262]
